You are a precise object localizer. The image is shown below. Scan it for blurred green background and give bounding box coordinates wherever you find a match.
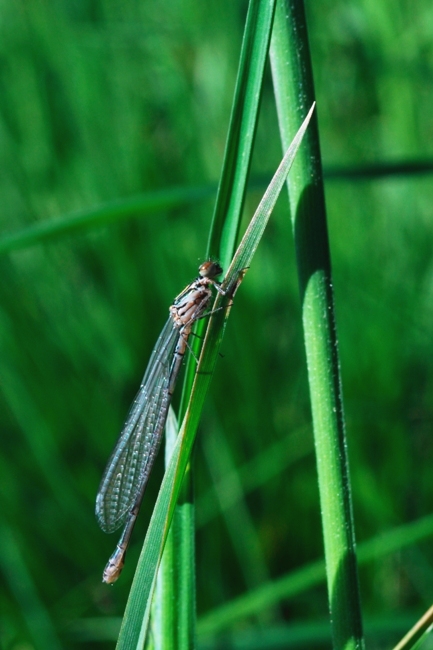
[1,1,433,648]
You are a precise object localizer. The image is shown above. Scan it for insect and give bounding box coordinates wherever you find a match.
[95,260,225,583]
[95,102,316,583]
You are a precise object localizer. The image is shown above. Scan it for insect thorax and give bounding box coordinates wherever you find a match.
[170,278,213,328]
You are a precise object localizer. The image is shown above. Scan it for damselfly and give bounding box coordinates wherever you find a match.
[96,260,225,583]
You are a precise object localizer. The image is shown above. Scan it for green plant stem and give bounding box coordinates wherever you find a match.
[151,411,195,650]
[131,2,280,646]
[166,1,278,645]
[270,2,364,649]
[206,0,278,271]
[151,490,195,650]
[114,108,312,650]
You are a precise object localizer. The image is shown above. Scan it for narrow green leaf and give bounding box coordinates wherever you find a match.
[115,109,313,650]
[270,2,364,649]
[207,0,278,271]
[166,2,279,645]
[149,409,195,650]
[179,0,278,415]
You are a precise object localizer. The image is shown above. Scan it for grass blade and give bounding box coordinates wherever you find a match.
[115,108,313,650]
[165,1,279,645]
[206,0,278,270]
[270,3,365,649]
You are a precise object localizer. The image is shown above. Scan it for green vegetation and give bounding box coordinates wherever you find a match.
[0,1,433,649]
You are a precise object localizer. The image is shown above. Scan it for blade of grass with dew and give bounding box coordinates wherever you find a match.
[205,0,277,272]
[166,0,279,645]
[114,107,314,650]
[270,2,364,649]
[180,0,279,415]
